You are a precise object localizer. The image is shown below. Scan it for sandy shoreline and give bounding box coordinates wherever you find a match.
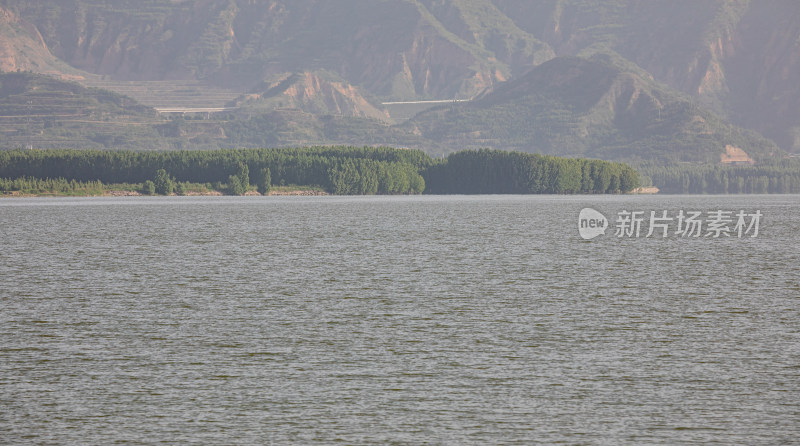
[630,186,659,194]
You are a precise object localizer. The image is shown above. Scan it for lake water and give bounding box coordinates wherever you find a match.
[1,195,798,444]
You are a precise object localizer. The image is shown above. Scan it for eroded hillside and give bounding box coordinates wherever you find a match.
[0,0,797,155]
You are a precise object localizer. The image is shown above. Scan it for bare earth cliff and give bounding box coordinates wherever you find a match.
[0,0,797,156]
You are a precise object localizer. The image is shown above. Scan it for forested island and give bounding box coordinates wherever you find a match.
[0,147,640,196]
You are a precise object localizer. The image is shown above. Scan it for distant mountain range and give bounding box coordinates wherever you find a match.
[0,0,797,162]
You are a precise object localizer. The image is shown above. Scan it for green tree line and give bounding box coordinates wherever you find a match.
[423,149,640,194]
[0,146,642,195]
[638,161,800,194]
[0,177,106,195]
[0,146,428,195]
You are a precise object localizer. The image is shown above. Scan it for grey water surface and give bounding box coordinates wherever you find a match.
[1,195,798,444]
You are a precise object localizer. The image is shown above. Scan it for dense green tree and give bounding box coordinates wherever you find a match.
[257,167,271,195]
[226,163,250,195]
[328,162,360,195]
[153,168,174,195]
[228,175,247,195]
[237,163,250,190]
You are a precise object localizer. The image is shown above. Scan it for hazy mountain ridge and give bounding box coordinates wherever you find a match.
[0,71,166,150]
[404,56,781,162]
[0,0,797,157]
[0,70,425,151]
[0,0,511,99]
[490,0,800,151]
